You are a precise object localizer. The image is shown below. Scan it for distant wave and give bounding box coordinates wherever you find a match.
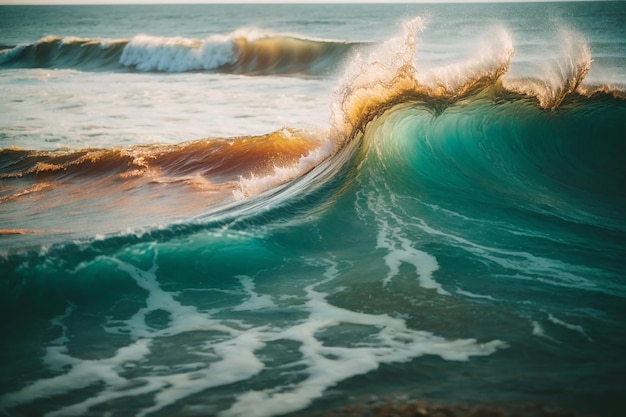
[0,37,127,70]
[0,29,360,75]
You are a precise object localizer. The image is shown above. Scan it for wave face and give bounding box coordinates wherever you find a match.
[0,30,359,75]
[0,37,127,70]
[2,4,626,417]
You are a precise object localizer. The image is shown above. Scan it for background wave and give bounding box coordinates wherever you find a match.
[0,30,360,76]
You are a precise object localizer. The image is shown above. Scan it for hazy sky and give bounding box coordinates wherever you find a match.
[0,0,592,5]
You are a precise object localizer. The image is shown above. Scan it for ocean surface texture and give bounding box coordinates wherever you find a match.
[1,3,625,417]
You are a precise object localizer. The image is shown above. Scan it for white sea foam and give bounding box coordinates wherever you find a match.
[417,26,514,95]
[232,275,277,311]
[106,252,234,338]
[119,34,236,72]
[456,288,498,301]
[548,314,592,341]
[412,215,624,297]
[503,28,592,109]
[377,216,445,294]
[233,136,335,201]
[0,252,506,417]
[531,320,559,343]
[222,258,504,417]
[1,339,152,412]
[362,177,448,295]
[531,314,591,343]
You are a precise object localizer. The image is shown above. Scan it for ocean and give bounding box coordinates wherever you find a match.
[1,2,625,417]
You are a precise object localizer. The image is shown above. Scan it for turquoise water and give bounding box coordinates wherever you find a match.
[1,3,625,417]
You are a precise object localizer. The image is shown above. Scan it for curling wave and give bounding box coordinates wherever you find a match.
[327,18,626,229]
[0,29,360,75]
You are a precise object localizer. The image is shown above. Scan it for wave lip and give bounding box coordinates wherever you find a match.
[331,18,515,143]
[120,29,357,75]
[503,29,592,110]
[330,15,626,153]
[119,34,236,72]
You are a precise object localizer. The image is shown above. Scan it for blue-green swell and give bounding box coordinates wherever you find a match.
[2,88,626,417]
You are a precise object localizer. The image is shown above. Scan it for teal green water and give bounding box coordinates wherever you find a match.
[1,3,626,417]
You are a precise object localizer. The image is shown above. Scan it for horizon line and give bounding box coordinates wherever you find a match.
[1,0,614,5]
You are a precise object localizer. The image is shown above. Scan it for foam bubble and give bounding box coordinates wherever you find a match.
[456,288,498,301]
[377,217,445,294]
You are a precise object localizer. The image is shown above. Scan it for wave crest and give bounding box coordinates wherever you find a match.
[503,29,592,110]
[119,34,235,72]
[329,16,626,150]
[331,18,514,142]
[1,29,357,76]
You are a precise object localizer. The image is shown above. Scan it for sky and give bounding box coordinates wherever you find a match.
[0,0,478,4]
[0,0,594,5]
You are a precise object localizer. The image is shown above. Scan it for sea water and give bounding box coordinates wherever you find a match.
[1,3,625,417]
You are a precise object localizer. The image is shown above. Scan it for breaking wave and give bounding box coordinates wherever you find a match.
[0,29,360,75]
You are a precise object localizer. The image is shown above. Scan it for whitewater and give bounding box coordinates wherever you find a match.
[1,3,625,417]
